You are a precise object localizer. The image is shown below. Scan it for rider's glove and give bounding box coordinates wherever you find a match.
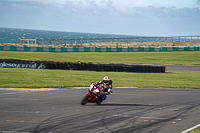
[108,89,113,93]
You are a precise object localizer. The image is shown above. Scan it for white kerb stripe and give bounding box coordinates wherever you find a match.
[180,124,200,133]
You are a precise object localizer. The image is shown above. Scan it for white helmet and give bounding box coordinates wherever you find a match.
[103,76,110,84]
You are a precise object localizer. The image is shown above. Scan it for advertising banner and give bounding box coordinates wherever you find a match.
[0,59,46,69]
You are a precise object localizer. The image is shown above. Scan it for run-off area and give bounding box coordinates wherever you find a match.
[0,87,200,133]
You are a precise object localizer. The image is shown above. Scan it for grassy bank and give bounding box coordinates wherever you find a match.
[0,68,200,88]
[0,51,200,65]
[0,51,199,88]
[190,127,200,133]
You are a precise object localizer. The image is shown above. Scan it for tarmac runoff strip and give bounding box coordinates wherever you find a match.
[180,124,200,133]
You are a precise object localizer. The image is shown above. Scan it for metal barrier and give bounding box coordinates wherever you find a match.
[20,36,200,45]
[20,39,37,44]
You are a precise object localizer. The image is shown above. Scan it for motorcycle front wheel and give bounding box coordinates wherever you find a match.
[81,94,90,105]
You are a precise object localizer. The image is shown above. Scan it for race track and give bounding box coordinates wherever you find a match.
[0,87,200,133]
[165,65,200,71]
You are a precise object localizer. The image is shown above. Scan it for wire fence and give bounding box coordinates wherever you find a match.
[20,36,200,45]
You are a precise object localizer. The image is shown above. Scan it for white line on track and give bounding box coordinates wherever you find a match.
[180,124,200,133]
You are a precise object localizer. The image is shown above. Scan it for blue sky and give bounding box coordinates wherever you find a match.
[0,0,200,36]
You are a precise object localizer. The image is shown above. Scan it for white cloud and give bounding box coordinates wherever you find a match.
[112,0,199,8]
[49,0,200,9]
[0,0,200,36]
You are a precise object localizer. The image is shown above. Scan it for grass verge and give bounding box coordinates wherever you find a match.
[0,51,200,65]
[0,68,199,88]
[190,127,200,133]
[1,51,199,88]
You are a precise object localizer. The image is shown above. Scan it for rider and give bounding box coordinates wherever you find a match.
[96,76,113,94]
[89,76,113,102]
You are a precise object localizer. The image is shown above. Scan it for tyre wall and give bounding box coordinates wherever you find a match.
[0,59,165,73]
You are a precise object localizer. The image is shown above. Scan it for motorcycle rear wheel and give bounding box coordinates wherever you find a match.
[81,94,90,105]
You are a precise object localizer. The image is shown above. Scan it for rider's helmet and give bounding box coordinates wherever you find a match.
[103,76,110,84]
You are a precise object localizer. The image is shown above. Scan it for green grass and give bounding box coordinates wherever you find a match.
[0,51,200,88]
[190,127,200,133]
[0,51,200,65]
[0,68,199,88]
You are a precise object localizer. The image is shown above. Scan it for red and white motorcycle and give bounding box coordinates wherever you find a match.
[81,83,112,105]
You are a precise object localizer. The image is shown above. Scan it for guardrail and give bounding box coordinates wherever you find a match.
[20,36,200,45]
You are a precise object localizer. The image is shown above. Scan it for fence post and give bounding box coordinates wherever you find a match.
[19,36,199,46]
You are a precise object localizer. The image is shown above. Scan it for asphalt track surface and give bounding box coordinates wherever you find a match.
[165,65,200,71]
[0,65,199,133]
[0,87,200,133]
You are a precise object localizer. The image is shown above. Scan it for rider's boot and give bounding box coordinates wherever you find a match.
[96,96,103,105]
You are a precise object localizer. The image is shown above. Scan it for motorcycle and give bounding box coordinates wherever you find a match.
[81,83,112,105]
